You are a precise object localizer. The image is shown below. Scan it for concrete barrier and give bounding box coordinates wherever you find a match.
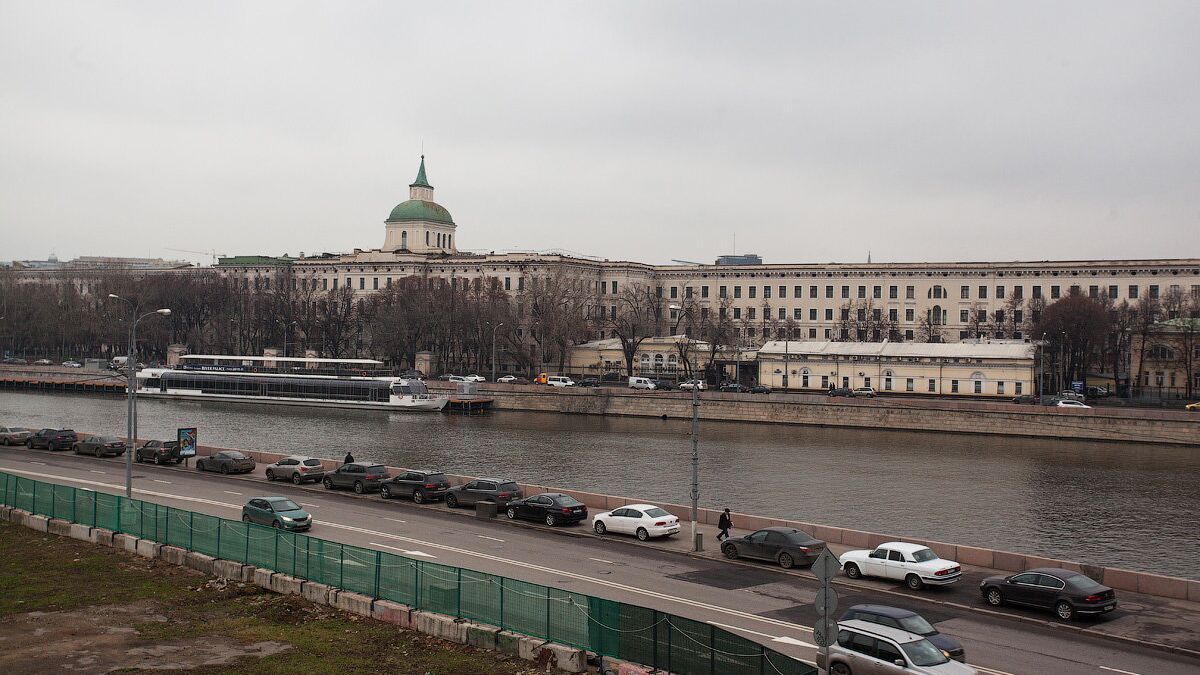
[113,533,139,553]
[184,551,216,575]
[27,514,49,533]
[90,527,114,547]
[333,590,373,617]
[464,622,500,650]
[615,662,653,675]
[160,545,189,567]
[213,559,255,582]
[8,508,30,527]
[47,518,72,537]
[269,573,304,596]
[371,599,414,629]
[0,505,11,522]
[414,610,467,644]
[536,642,587,673]
[301,581,333,606]
[135,539,163,559]
[68,523,92,542]
[253,568,274,590]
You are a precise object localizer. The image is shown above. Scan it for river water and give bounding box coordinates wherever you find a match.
[2,390,1197,579]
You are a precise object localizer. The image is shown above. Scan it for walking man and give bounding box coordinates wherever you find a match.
[343,451,354,465]
[717,508,733,541]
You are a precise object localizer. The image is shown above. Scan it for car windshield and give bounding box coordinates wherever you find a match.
[910,548,937,562]
[302,459,322,466]
[1064,575,1104,591]
[901,638,949,666]
[271,499,301,512]
[498,482,520,492]
[226,452,247,459]
[898,615,936,635]
[645,507,670,517]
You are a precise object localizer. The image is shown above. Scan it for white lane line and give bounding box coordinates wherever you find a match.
[299,503,320,508]
[223,490,242,495]
[589,557,617,564]
[29,461,46,466]
[708,621,819,650]
[476,535,504,542]
[974,666,1019,675]
[153,479,172,484]
[371,542,436,558]
[90,470,106,475]
[385,517,406,523]
[1100,668,1142,675]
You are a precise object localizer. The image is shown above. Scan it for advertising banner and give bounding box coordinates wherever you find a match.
[177,427,198,458]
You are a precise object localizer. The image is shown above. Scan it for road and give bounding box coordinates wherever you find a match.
[1,446,1197,675]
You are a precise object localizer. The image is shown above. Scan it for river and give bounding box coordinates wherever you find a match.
[2,389,1197,579]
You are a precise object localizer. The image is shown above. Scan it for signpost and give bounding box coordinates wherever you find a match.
[177,427,197,459]
[811,548,841,655]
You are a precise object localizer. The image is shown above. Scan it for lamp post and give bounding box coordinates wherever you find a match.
[668,304,702,551]
[490,322,504,383]
[1038,332,1047,398]
[109,294,170,498]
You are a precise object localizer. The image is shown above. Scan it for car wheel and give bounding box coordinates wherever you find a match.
[292,473,302,485]
[906,574,924,591]
[322,477,333,489]
[25,440,32,448]
[446,494,458,508]
[220,465,229,475]
[380,485,392,499]
[196,460,205,471]
[353,481,365,494]
[265,469,275,481]
[843,563,862,579]
[242,515,251,523]
[134,453,142,463]
[594,521,606,535]
[545,514,557,527]
[94,447,102,458]
[830,663,852,675]
[71,443,79,454]
[636,527,649,541]
[412,490,425,504]
[722,544,739,560]
[1055,601,1074,620]
[985,587,1003,606]
[778,552,794,569]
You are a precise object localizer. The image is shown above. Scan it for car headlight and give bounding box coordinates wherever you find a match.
[942,650,951,658]
[280,516,294,522]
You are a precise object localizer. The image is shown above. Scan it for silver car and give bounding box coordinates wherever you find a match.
[264,456,327,485]
[0,426,33,446]
[817,619,977,674]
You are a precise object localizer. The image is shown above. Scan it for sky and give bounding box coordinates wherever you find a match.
[2,1,1198,267]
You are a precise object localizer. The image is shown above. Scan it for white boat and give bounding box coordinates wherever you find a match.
[134,355,448,412]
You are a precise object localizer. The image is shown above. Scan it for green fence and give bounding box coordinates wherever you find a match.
[0,471,813,675]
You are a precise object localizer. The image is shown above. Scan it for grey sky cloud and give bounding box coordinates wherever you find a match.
[2,1,1197,266]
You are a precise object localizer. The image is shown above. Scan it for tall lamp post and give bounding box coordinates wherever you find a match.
[109,294,171,498]
[490,322,504,383]
[668,304,702,551]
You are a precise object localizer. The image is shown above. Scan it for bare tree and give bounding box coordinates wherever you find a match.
[606,284,660,376]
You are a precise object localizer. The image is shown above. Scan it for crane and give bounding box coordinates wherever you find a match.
[165,247,219,265]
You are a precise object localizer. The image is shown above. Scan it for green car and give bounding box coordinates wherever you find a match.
[241,497,312,531]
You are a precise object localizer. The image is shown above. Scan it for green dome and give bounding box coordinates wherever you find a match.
[386,199,454,225]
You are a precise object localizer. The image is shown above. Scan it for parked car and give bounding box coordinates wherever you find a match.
[652,379,677,391]
[851,386,878,398]
[505,492,588,526]
[678,379,707,391]
[322,462,390,493]
[1086,386,1110,398]
[241,496,312,531]
[600,371,624,382]
[398,369,425,379]
[462,374,486,382]
[1056,400,1092,409]
[980,567,1117,620]
[1011,394,1038,404]
[721,527,826,569]
[72,435,126,458]
[380,469,451,502]
[719,383,750,393]
[1057,390,1086,402]
[61,360,84,368]
[445,478,523,508]
[1187,401,1200,411]
[2,357,28,365]
[447,375,470,382]
[628,377,657,390]
[0,426,33,445]
[135,440,184,465]
[750,385,772,394]
[839,604,965,662]
[26,428,78,451]
[546,375,575,387]
[592,503,680,541]
[195,450,256,474]
[264,456,326,484]
[828,386,853,397]
[507,376,531,385]
[840,542,961,590]
[576,377,600,387]
[33,359,54,366]
[816,619,977,675]
[496,375,519,383]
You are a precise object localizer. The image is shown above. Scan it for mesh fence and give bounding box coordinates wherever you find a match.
[0,471,814,675]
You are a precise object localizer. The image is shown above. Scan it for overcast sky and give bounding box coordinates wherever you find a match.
[2,1,1198,267]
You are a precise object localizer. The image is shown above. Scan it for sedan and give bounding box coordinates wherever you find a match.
[380,469,451,502]
[719,383,750,393]
[505,493,588,526]
[445,478,523,508]
[576,377,600,387]
[827,387,853,397]
[462,374,486,382]
[840,542,961,590]
[980,568,1117,620]
[196,450,256,474]
[265,456,326,484]
[496,375,519,383]
[323,462,390,493]
[678,379,707,391]
[72,435,127,458]
[839,604,965,662]
[2,357,27,365]
[33,359,53,366]
[27,428,78,451]
[62,360,84,368]
[0,426,33,445]
[750,385,772,394]
[721,527,826,569]
[1056,400,1092,409]
[241,496,312,531]
[1011,394,1038,404]
[593,503,680,541]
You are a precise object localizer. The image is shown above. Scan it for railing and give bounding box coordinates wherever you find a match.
[0,471,813,675]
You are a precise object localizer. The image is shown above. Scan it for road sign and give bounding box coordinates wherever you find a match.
[811,616,837,647]
[815,583,839,617]
[812,548,840,582]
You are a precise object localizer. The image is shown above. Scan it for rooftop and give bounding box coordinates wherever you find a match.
[758,340,1036,360]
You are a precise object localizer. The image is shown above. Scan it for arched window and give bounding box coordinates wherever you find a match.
[639,353,651,374]
[667,354,678,372]
[1148,345,1175,360]
[654,353,665,372]
[930,305,943,325]
[401,231,407,249]
[425,231,430,245]
[448,234,452,249]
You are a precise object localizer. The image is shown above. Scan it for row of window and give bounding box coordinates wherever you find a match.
[157,374,392,403]
[650,282,1199,302]
[795,374,1024,395]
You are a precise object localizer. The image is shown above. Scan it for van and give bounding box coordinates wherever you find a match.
[628,377,657,390]
[546,375,575,388]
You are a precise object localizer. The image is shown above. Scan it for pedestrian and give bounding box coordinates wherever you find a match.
[717,508,732,541]
[344,451,354,465]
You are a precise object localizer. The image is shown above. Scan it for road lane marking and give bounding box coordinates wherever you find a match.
[385,517,406,523]
[1100,668,1141,675]
[476,535,504,542]
[371,542,436,558]
[223,491,242,495]
[299,503,320,508]
[589,558,617,564]
[974,666,1019,675]
[90,470,106,474]
[153,479,172,484]
[29,461,46,466]
[708,621,819,650]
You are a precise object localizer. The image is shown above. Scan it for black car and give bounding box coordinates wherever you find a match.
[505,492,588,526]
[576,378,600,388]
[838,604,965,662]
[652,379,677,391]
[323,462,390,494]
[445,477,523,508]
[719,383,750,393]
[27,428,78,450]
[827,387,853,397]
[196,450,256,474]
[1011,394,1039,404]
[600,372,624,382]
[720,527,826,569]
[750,385,772,394]
[380,469,451,503]
[2,357,28,365]
[980,567,1117,620]
[136,440,183,465]
[72,435,126,458]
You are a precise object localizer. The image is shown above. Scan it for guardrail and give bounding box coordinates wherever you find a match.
[0,471,813,675]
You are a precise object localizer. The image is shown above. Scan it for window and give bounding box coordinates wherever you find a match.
[951,380,959,393]
[905,308,914,321]
[322,278,328,290]
[1015,382,1023,395]
[979,285,988,299]
[961,285,970,299]
[763,285,771,299]
[372,277,378,290]
[748,307,756,319]
[1089,285,1099,298]
[686,286,693,299]
[997,381,1006,395]
[809,285,817,298]
[825,285,834,298]
[928,378,936,392]
[1014,310,1023,323]
[779,285,787,298]
[960,310,969,323]
[749,286,757,299]
[1129,285,1138,299]
[841,308,850,320]
[504,277,511,290]
[874,285,882,299]
[905,329,913,340]
[841,285,850,299]
[974,380,982,394]
[995,310,1005,323]
[733,308,741,319]
[794,308,803,320]
[670,286,678,299]
[1013,286,1023,299]
[889,285,898,299]
[809,308,817,320]
[857,308,866,321]
[825,308,833,320]
[1032,286,1042,299]
[1108,285,1118,299]
[906,285,915,299]
[1051,285,1061,299]
[794,285,803,298]
[778,308,786,320]
[720,285,727,298]
[701,285,709,298]
[857,285,866,299]
[734,286,742,299]
[518,277,525,291]
[906,378,914,392]
[889,308,897,321]
[1149,285,1159,299]
[611,281,618,294]
[996,285,1005,299]
[333,278,338,289]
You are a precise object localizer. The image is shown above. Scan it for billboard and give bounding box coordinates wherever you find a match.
[1071,380,1085,394]
[177,427,198,458]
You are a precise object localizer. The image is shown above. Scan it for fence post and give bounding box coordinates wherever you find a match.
[415,561,421,609]
[375,550,382,600]
[499,577,505,630]
[216,520,222,557]
[457,567,462,619]
[116,496,121,533]
[164,506,169,544]
[189,511,194,551]
[274,528,280,570]
[92,492,97,527]
[709,623,716,675]
[760,646,766,675]
[244,524,250,564]
[546,587,552,639]
[71,486,77,523]
[338,543,344,591]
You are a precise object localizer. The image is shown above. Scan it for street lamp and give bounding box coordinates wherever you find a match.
[109,294,170,498]
[668,304,702,552]
[490,322,504,383]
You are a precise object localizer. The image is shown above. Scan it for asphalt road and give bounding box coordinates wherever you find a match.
[1,446,1197,675]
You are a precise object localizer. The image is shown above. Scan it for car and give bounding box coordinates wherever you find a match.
[828,386,853,397]
[1086,386,1110,398]
[1011,394,1038,404]
[445,477,523,508]
[323,462,390,493]
[980,567,1117,620]
[652,379,677,391]
[33,359,53,366]
[462,374,486,382]
[447,375,469,382]
[628,377,657,390]
[135,440,184,465]
[1187,401,1200,411]
[1057,390,1086,402]
[678,379,707,391]
[817,619,977,675]
[496,375,519,384]
[719,383,749,393]
[72,435,127,458]
[505,492,588,526]
[721,526,826,569]
[398,369,425,379]
[380,469,451,503]
[851,386,878,398]
[264,456,326,484]
[2,357,28,365]
[437,374,457,381]
[61,360,83,368]
[0,426,33,445]
[839,542,961,590]
[592,503,680,541]
[576,377,600,387]
[750,385,772,394]
[241,496,312,531]
[196,450,256,474]
[839,604,965,662]
[546,375,575,387]
[506,376,531,385]
[26,428,78,451]
[1056,400,1092,409]
[600,371,624,382]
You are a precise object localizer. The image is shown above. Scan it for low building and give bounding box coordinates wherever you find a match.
[757,340,1036,397]
[567,336,714,379]
[1130,318,1200,401]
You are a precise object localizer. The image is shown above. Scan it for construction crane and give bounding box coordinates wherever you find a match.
[671,259,705,266]
[165,247,220,265]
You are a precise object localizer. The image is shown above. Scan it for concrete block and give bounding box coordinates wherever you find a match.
[68,522,92,541]
[1101,567,1139,592]
[371,599,414,628]
[90,527,114,547]
[302,581,333,606]
[8,509,30,526]
[333,590,373,617]
[47,518,72,537]
[185,551,216,575]
[414,610,468,644]
[160,545,189,566]
[0,505,11,522]
[27,514,49,533]
[213,559,255,582]
[615,662,652,675]
[113,533,139,553]
[536,642,587,673]
[955,545,994,568]
[253,567,275,590]
[464,622,500,650]
[135,539,163,559]
[991,550,1026,572]
[1135,572,1189,599]
[517,634,547,662]
[1188,579,1200,603]
[1024,555,1067,570]
[269,573,304,596]
[496,630,522,656]
[865,531,893,548]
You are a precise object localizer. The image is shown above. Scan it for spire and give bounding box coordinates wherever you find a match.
[410,155,432,189]
[867,250,872,264]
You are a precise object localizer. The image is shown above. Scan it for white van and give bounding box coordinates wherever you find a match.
[547,375,575,387]
[628,377,657,390]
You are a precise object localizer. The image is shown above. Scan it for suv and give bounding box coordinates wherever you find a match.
[838,604,965,662]
[818,619,976,674]
[136,440,183,465]
[27,428,78,451]
[323,462,390,494]
[445,478,523,508]
[265,456,326,484]
[380,470,452,503]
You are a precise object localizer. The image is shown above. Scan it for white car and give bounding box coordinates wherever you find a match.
[839,542,961,590]
[593,503,680,541]
[463,374,486,382]
[61,360,83,368]
[1056,400,1091,409]
[546,375,575,387]
[678,379,707,391]
[496,375,518,383]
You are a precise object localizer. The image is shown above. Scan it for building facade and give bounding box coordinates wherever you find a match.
[1130,318,1200,400]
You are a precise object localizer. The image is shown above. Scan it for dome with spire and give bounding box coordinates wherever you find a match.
[386,156,455,225]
